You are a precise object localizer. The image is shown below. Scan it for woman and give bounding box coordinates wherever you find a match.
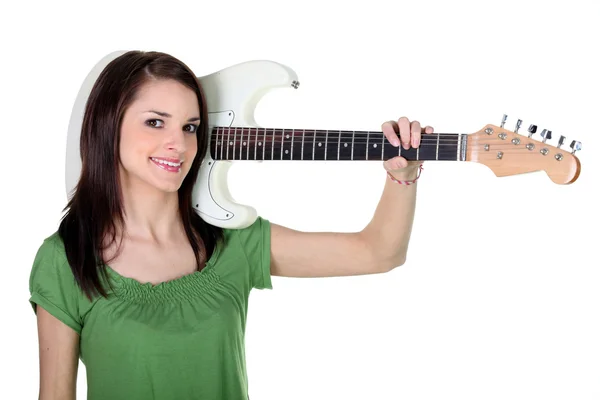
[29,50,432,399]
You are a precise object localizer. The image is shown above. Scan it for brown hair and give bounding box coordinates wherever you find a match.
[58,50,224,300]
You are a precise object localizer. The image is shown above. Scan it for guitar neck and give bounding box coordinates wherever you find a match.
[210,127,467,162]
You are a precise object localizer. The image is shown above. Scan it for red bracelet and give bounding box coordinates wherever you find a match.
[387,164,423,185]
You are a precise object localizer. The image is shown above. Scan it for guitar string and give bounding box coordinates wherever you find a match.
[211,128,554,139]
[210,131,562,147]
[210,137,560,147]
[208,139,569,155]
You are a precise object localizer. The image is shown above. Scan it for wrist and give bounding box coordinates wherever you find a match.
[387,164,423,185]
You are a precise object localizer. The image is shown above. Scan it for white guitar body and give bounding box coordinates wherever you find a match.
[65,50,300,230]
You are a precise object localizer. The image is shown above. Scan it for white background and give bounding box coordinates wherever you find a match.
[1,0,599,399]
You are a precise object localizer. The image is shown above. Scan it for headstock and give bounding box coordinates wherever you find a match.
[466,115,581,184]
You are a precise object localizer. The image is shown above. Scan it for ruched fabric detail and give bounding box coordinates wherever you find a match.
[106,264,222,304]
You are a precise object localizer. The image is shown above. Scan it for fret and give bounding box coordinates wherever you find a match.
[339,130,352,160]
[247,127,253,160]
[365,131,370,160]
[351,131,355,160]
[262,128,272,161]
[239,127,245,160]
[249,127,255,160]
[312,129,316,160]
[290,129,295,160]
[332,130,341,160]
[436,133,440,160]
[282,129,293,160]
[237,127,242,160]
[322,130,340,161]
[246,128,257,161]
[367,131,383,160]
[220,127,225,160]
[313,130,327,160]
[245,127,251,160]
[437,134,459,161]
[262,128,267,161]
[301,129,305,160]
[253,128,258,160]
[415,136,434,160]
[243,128,249,160]
[352,131,367,160]
[240,127,245,160]
[456,134,460,161]
[270,129,281,160]
[212,127,218,160]
[226,127,231,160]
[337,130,341,160]
[324,130,340,161]
[399,146,418,161]
[383,135,404,161]
[302,129,314,160]
[324,130,328,160]
[290,129,294,160]
[291,129,304,160]
[381,132,385,160]
[232,127,238,160]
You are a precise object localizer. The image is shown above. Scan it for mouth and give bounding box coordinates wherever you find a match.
[150,157,182,173]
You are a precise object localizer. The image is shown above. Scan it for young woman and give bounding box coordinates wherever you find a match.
[29,50,432,399]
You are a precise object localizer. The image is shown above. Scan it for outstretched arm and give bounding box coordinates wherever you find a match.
[271,117,432,278]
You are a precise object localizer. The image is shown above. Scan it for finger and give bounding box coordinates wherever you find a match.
[397,117,411,150]
[384,156,408,171]
[381,120,400,146]
[410,120,422,148]
[422,125,434,134]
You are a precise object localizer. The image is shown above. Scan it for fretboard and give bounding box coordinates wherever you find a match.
[210,127,467,162]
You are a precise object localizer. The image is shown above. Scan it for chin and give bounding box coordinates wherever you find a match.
[155,177,185,192]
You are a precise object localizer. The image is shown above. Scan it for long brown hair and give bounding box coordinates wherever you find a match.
[58,50,224,301]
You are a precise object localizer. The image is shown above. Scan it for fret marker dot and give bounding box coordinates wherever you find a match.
[285,150,289,154]
[258,142,262,146]
[229,141,233,146]
[243,142,246,146]
[374,144,377,148]
[286,134,290,139]
[344,143,348,147]
[318,143,322,147]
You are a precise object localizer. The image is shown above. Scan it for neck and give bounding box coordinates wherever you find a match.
[119,170,182,241]
[209,127,467,162]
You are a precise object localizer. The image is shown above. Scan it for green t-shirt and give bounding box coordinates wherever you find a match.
[29,216,272,400]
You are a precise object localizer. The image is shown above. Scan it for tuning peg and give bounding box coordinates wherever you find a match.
[570,140,582,154]
[514,119,522,133]
[557,135,566,149]
[501,114,508,128]
[527,124,537,138]
[541,129,552,143]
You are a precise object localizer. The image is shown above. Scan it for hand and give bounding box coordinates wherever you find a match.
[381,117,434,180]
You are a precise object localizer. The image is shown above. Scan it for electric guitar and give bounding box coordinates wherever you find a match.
[65,51,583,230]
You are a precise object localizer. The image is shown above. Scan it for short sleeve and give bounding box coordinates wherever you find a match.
[29,234,83,334]
[236,216,272,290]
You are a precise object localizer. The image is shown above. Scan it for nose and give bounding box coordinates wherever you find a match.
[165,127,187,153]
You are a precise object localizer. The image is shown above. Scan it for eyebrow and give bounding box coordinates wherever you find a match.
[145,110,200,122]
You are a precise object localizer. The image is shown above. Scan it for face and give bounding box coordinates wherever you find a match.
[118,79,200,194]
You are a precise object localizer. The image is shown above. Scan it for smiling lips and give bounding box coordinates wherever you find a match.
[150,157,182,173]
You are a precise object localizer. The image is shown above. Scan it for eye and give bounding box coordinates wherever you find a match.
[145,119,164,128]
[145,119,198,134]
[184,124,199,134]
